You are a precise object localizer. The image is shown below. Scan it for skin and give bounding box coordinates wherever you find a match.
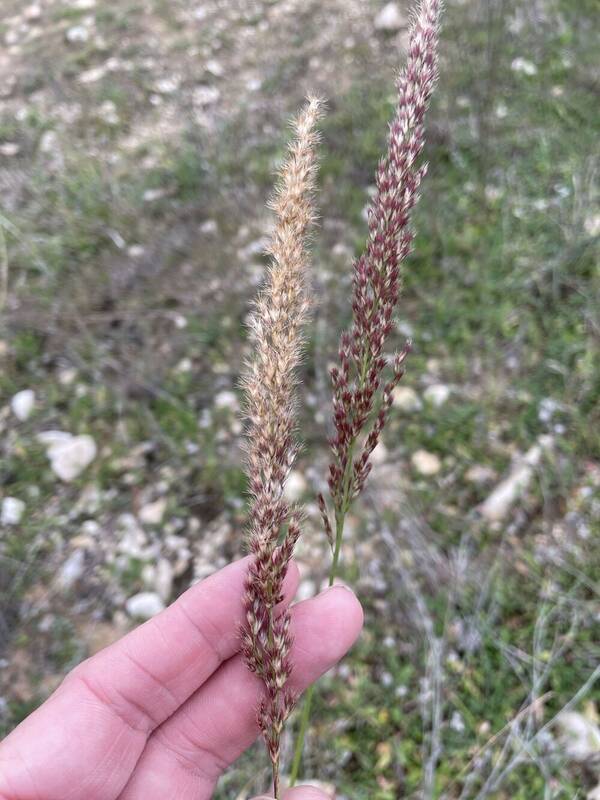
[0,556,363,800]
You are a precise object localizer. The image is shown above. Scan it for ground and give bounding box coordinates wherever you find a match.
[0,0,599,797]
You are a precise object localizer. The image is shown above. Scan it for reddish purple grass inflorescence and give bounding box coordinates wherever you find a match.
[325,0,442,520]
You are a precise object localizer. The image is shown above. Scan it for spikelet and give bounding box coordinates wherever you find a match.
[241,95,323,798]
[328,0,442,513]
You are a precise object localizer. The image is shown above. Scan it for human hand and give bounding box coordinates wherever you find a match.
[0,556,362,799]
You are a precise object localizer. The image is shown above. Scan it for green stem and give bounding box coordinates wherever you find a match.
[288,682,314,786]
[289,350,373,786]
[288,506,347,786]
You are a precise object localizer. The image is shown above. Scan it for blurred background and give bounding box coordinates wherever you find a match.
[0,0,599,797]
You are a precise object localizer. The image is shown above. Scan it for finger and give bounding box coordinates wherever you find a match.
[119,586,363,800]
[67,556,300,730]
[254,787,332,800]
[0,558,299,800]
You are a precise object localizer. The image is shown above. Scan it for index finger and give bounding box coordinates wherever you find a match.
[69,555,299,731]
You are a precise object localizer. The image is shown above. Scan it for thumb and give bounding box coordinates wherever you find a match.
[253,787,332,800]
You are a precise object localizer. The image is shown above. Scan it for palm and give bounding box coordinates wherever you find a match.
[0,557,362,799]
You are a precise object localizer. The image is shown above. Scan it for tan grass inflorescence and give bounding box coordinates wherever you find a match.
[241,95,323,798]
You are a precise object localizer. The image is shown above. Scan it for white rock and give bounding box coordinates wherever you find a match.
[79,64,109,84]
[465,464,496,485]
[374,2,407,32]
[154,76,180,94]
[56,549,86,590]
[511,57,537,76]
[411,449,442,476]
[450,710,466,733]
[479,435,553,521]
[370,441,388,465]
[392,386,422,412]
[556,711,600,763]
[214,390,238,411]
[39,129,59,154]
[193,85,221,106]
[296,578,316,602]
[128,244,145,258]
[24,3,42,19]
[143,187,169,202]
[205,59,224,77]
[1,497,25,525]
[175,357,192,373]
[424,383,451,407]
[11,389,35,420]
[538,397,564,424]
[284,470,307,502]
[37,430,72,446]
[139,498,167,526]
[154,559,174,602]
[98,99,119,125]
[66,25,90,43]
[584,214,600,237]
[39,432,97,482]
[126,592,165,620]
[57,368,76,386]
[200,219,219,235]
[117,522,149,559]
[0,143,20,157]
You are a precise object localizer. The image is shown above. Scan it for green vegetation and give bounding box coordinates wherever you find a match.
[0,0,598,795]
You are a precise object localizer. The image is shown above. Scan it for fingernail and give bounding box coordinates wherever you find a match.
[323,582,355,595]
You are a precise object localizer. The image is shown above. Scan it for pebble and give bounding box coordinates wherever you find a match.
[98,99,119,125]
[284,470,307,503]
[154,559,174,602]
[205,59,224,77]
[374,2,407,32]
[1,497,25,525]
[556,711,600,763]
[214,390,239,411]
[411,449,442,476]
[296,578,316,602]
[11,389,35,421]
[511,57,537,75]
[0,142,20,156]
[370,441,388,465]
[79,64,109,84]
[465,464,496,485]
[126,592,165,620]
[450,710,466,733]
[193,85,221,106]
[538,397,563,424]
[392,385,422,412]
[584,214,600,237]
[423,383,451,407]
[199,219,219,235]
[24,3,42,20]
[38,432,97,482]
[138,498,167,526]
[154,76,181,94]
[39,129,59,155]
[479,435,553,521]
[66,25,90,44]
[128,244,145,258]
[56,549,86,590]
[143,187,169,202]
